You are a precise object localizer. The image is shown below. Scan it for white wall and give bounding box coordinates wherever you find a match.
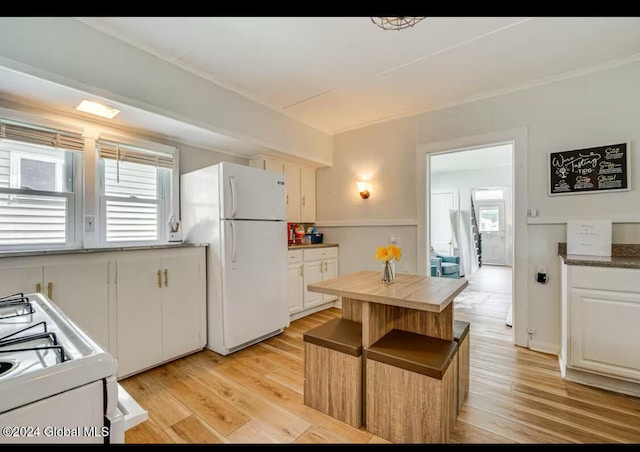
[317,60,640,354]
[0,17,332,167]
[431,166,513,275]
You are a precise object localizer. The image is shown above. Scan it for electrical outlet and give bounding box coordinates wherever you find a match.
[527,328,535,335]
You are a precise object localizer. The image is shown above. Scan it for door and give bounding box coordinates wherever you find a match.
[116,255,163,378]
[220,162,286,221]
[221,219,288,349]
[44,261,110,352]
[477,201,505,265]
[303,260,324,308]
[570,287,640,381]
[322,258,339,302]
[430,192,455,256]
[287,262,304,314]
[284,162,301,223]
[300,165,316,223]
[161,248,206,361]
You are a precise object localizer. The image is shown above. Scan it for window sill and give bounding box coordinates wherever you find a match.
[0,242,207,259]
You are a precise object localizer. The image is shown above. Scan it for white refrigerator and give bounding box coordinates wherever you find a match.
[180,161,289,356]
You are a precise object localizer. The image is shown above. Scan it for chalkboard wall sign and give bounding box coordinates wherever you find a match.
[548,143,630,196]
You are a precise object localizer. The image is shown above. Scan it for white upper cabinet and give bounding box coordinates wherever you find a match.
[300,165,316,223]
[250,156,316,224]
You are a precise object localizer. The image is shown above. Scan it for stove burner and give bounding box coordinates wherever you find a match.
[0,292,35,319]
[0,361,15,376]
[0,321,69,363]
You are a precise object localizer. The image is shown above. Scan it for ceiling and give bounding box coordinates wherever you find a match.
[1,17,640,158]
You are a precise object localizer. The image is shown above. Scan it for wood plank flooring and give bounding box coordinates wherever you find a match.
[121,266,640,444]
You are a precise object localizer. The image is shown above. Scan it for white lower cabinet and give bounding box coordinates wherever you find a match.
[0,246,206,380]
[289,246,339,320]
[0,259,110,352]
[43,260,111,353]
[116,247,206,378]
[287,250,304,315]
[560,261,640,396]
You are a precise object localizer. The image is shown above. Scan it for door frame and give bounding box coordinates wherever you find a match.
[416,127,528,348]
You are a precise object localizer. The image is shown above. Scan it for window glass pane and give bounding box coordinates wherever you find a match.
[479,207,500,232]
[20,158,57,191]
[0,193,66,245]
[106,199,157,242]
[0,141,74,248]
[104,159,157,199]
[474,189,503,200]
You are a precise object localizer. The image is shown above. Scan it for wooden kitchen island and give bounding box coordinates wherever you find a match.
[305,270,469,442]
[307,270,468,346]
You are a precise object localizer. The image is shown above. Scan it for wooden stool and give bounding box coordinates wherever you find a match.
[303,318,363,428]
[454,320,470,414]
[365,329,458,443]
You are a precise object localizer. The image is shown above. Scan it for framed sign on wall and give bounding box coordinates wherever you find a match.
[548,142,630,196]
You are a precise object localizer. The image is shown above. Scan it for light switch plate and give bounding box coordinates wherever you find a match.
[84,215,95,232]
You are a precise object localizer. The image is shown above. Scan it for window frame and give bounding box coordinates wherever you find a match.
[0,140,82,251]
[95,138,178,247]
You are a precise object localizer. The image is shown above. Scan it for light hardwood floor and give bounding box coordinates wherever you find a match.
[121,266,640,444]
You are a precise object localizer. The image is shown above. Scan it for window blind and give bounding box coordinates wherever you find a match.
[97,139,174,169]
[0,118,84,152]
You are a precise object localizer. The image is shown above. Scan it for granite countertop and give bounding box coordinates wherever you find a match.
[558,242,640,269]
[0,242,208,259]
[288,243,339,250]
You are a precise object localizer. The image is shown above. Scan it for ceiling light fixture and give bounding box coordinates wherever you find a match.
[371,17,427,31]
[75,100,121,119]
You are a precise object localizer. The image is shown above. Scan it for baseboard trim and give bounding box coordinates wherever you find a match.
[529,339,559,356]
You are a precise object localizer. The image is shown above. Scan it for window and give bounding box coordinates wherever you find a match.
[474,188,504,201]
[97,138,175,244]
[0,118,83,249]
[478,206,500,232]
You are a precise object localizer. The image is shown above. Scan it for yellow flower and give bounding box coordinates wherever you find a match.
[375,246,390,262]
[375,244,402,262]
[388,244,402,262]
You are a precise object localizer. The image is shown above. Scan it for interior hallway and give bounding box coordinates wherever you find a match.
[454,264,513,335]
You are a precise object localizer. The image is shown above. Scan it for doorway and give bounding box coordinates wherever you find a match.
[417,127,528,348]
[428,143,514,337]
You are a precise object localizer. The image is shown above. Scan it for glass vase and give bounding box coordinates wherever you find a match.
[381,259,395,284]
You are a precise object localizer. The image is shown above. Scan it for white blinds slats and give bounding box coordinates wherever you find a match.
[98,140,174,169]
[0,119,84,152]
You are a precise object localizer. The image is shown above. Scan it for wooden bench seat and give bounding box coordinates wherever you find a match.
[303,318,363,428]
[365,329,458,443]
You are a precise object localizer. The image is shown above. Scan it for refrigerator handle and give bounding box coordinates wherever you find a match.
[230,221,237,263]
[229,176,237,218]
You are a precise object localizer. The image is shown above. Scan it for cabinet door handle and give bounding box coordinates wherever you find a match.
[324,261,328,273]
[47,282,53,299]
[302,196,306,207]
[36,282,41,293]
[299,266,303,277]
[286,194,289,205]
[164,269,168,287]
[157,270,162,288]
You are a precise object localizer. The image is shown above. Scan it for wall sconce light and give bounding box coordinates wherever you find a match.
[356,181,370,199]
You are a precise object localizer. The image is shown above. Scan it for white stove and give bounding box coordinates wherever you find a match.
[0,292,147,443]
